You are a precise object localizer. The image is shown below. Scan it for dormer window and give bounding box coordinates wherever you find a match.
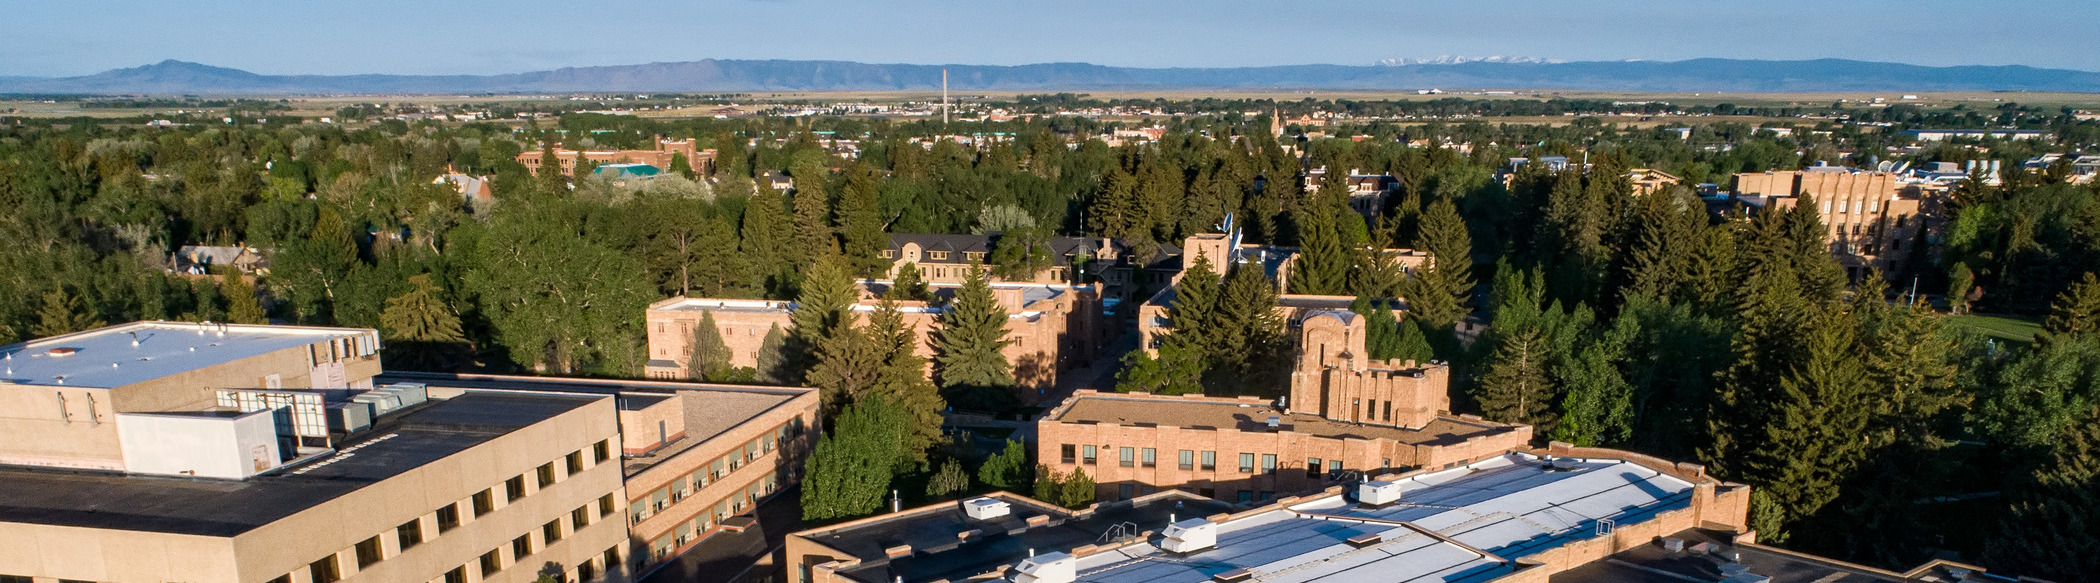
[965,252,985,261]
[929,251,950,260]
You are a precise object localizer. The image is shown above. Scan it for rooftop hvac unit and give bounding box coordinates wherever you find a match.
[963,497,1012,520]
[380,383,428,407]
[1550,457,1580,471]
[352,391,404,416]
[1012,552,1075,583]
[1358,480,1403,506]
[1159,518,1218,553]
[328,401,373,434]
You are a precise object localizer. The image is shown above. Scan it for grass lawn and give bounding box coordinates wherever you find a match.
[1947,313,2045,344]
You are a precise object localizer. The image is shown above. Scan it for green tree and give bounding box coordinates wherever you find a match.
[926,459,970,500]
[789,256,861,389]
[1114,341,1206,395]
[379,274,466,370]
[468,208,652,375]
[222,269,266,325]
[1739,311,1873,543]
[1550,310,1638,446]
[1392,315,1437,364]
[864,300,946,466]
[1473,325,1555,426]
[1983,406,2100,581]
[933,266,1015,409]
[755,323,790,385]
[31,289,102,338]
[978,440,1031,490]
[1405,198,1473,332]
[1058,467,1097,509]
[791,166,836,263]
[1208,263,1287,394]
[801,397,909,521]
[885,262,931,301]
[2045,272,2100,338]
[686,310,734,382]
[1289,193,1352,295]
[836,164,889,276]
[1033,465,1064,502]
[1946,262,1975,315]
[741,187,795,297]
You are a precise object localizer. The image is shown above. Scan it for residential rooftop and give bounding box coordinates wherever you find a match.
[1049,393,1518,446]
[0,391,600,537]
[0,321,374,389]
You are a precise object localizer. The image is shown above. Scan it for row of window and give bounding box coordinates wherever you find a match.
[274,439,614,583]
[629,420,800,526]
[1060,445,1374,477]
[647,471,781,563]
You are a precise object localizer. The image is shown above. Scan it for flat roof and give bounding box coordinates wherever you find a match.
[831,452,1703,583]
[1550,528,1920,583]
[1288,453,1697,560]
[1051,394,1518,446]
[0,392,600,537]
[0,321,371,389]
[805,492,1234,583]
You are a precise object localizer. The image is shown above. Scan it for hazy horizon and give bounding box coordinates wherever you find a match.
[5,0,2097,77]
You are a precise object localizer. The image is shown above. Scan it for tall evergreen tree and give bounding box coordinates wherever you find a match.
[755,323,790,385]
[1550,309,1638,446]
[741,186,795,297]
[2044,272,2100,338]
[886,261,931,301]
[222,269,266,325]
[1473,325,1555,426]
[1210,263,1287,394]
[790,256,861,392]
[1983,406,2100,581]
[1349,217,1405,299]
[686,310,734,382]
[836,164,889,277]
[1738,310,1873,543]
[31,289,102,338]
[864,299,945,466]
[1289,193,1352,295]
[1405,198,1473,332]
[379,274,465,370]
[933,266,1016,409]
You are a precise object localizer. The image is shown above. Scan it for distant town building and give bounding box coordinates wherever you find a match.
[172,244,269,276]
[1898,128,2052,142]
[518,138,716,177]
[1626,167,1683,196]
[1136,230,1429,352]
[434,172,494,202]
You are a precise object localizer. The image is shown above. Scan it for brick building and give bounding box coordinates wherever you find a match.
[883,233,1173,304]
[643,281,1110,404]
[1136,231,1429,354]
[1735,167,1929,277]
[517,138,717,177]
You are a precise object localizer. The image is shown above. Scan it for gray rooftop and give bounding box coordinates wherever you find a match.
[0,392,601,537]
[0,321,372,389]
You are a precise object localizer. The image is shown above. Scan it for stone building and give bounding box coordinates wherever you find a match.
[1135,231,1429,354]
[517,138,717,177]
[1735,167,1929,277]
[643,281,1110,405]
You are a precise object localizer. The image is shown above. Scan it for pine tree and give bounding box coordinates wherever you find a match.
[1619,187,1703,302]
[1349,217,1405,299]
[2044,272,2100,338]
[864,300,945,466]
[789,255,860,383]
[1058,467,1097,509]
[885,262,931,301]
[978,440,1031,491]
[222,269,266,325]
[926,459,970,500]
[379,274,465,370]
[1033,465,1064,503]
[755,323,790,385]
[686,310,734,382]
[1114,340,1206,395]
[1550,310,1638,446]
[1392,315,1436,364]
[1473,325,1555,426]
[1946,262,1975,315]
[741,186,794,297]
[836,164,889,277]
[31,289,103,338]
[1289,193,1351,295]
[1739,311,1873,543]
[1406,198,1473,331]
[535,139,566,193]
[1354,296,1403,360]
[792,175,837,263]
[933,266,1016,409]
[1210,263,1287,394]
[1166,255,1223,353]
[801,397,909,521]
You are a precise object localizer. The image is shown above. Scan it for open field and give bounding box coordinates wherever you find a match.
[1947,313,2046,345]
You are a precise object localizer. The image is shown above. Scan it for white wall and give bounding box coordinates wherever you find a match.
[116,410,281,479]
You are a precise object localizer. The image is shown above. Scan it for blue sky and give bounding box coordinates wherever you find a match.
[5,0,2094,77]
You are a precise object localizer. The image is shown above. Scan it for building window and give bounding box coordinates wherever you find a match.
[1118,483,1134,500]
[604,548,622,574]
[474,490,496,516]
[579,559,598,582]
[1307,458,1323,478]
[1119,447,1134,467]
[437,503,461,532]
[1365,399,1376,421]
[1082,445,1097,464]
[929,251,950,260]
[397,519,424,550]
[355,536,384,568]
[1201,451,1217,471]
[538,463,558,488]
[1262,454,1277,474]
[544,520,564,544]
[1141,448,1157,468]
[1061,444,1076,464]
[506,476,527,502]
[1384,402,1393,423]
[480,550,502,578]
[599,493,617,519]
[310,555,342,583]
[1239,453,1255,473]
[594,440,611,463]
[445,566,467,583]
[1178,450,1194,470]
[512,535,533,561]
[1330,460,1343,474]
[567,451,585,476]
[1237,490,1254,503]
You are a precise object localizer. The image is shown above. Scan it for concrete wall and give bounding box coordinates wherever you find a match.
[115,409,280,479]
[0,523,241,583]
[624,389,817,569]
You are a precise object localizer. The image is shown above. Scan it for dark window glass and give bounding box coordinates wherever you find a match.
[310,555,341,583]
[567,451,585,475]
[397,519,424,550]
[480,550,502,577]
[537,463,558,488]
[593,440,611,463]
[476,489,497,516]
[506,476,527,502]
[354,536,383,568]
[512,535,532,561]
[437,503,462,532]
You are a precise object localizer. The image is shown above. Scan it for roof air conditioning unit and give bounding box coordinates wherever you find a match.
[963,497,1012,520]
[1012,551,1075,583]
[1159,518,1218,553]
[1358,480,1403,506]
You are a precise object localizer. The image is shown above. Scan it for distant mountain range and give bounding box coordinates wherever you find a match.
[3,58,2098,95]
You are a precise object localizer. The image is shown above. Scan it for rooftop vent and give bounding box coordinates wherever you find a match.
[1345,533,1382,548]
[963,497,1012,520]
[45,347,78,358]
[1213,568,1255,583]
[1266,416,1281,430]
[1550,457,1580,471]
[1159,518,1218,553]
[1660,537,1685,553]
[1012,552,1075,583]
